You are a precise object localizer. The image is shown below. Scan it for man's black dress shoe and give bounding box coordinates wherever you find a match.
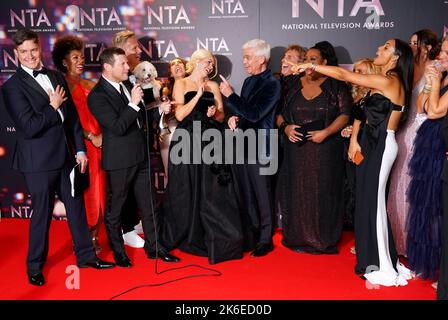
[147,250,180,263]
[28,273,45,286]
[251,242,274,257]
[113,254,132,268]
[78,259,116,269]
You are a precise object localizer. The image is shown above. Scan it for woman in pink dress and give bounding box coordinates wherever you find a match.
[52,36,106,252]
[386,29,438,256]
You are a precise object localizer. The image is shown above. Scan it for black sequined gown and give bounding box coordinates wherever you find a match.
[277,77,352,254]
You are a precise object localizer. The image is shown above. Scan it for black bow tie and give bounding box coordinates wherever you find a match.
[32,67,48,77]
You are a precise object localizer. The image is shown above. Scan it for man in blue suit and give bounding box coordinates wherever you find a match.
[1,29,114,286]
[219,39,281,257]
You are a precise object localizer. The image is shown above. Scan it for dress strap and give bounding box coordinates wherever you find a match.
[392,105,406,112]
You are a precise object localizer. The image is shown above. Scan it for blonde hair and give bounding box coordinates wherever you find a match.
[352,58,380,98]
[185,49,218,78]
[112,30,136,49]
[285,44,306,62]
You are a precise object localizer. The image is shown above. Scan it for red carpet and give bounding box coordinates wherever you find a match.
[0,218,437,300]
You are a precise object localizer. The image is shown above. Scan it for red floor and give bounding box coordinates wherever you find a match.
[0,218,437,300]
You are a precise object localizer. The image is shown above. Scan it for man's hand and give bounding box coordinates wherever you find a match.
[228,116,239,130]
[48,85,67,110]
[130,84,144,105]
[76,153,89,173]
[219,75,233,97]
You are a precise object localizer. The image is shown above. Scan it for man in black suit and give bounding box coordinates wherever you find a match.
[1,29,115,286]
[88,47,179,266]
[112,30,171,248]
[219,39,281,257]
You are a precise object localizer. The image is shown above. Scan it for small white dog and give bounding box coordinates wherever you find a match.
[132,61,161,99]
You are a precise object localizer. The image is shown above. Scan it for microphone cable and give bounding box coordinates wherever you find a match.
[109,86,222,300]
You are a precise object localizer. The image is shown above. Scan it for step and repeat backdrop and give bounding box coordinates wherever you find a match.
[0,0,447,219]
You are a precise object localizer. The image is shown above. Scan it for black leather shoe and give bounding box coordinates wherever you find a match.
[78,259,115,269]
[251,242,274,257]
[147,250,180,263]
[28,273,45,286]
[113,253,132,268]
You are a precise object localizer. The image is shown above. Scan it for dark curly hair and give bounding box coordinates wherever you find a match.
[52,35,84,73]
[311,41,339,66]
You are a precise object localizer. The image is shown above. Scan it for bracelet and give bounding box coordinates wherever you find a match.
[279,121,289,134]
[309,63,317,72]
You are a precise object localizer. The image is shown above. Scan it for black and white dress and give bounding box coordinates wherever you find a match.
[354,92,412,286]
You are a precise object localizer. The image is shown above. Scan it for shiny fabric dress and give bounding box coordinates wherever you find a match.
[277,77,352,254]
[162,91,243,264]
[70,80,106,227]
[355,93,411,286]
[387,77,426,256]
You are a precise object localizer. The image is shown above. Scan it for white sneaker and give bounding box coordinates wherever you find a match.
[134,221,144,235]
[123,230,144,248]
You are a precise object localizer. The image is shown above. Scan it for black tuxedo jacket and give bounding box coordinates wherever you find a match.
[88,76,146,171]
[225,69,281,131]
[1,67,85,173]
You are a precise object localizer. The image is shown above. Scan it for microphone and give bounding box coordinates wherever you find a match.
[128,75,146,107]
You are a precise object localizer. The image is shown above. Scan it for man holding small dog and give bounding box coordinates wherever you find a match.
[88,47,180,266]
[112,30,171,249]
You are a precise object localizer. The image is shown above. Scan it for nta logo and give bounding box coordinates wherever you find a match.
[10,8,51,28]
[292,0,384,18]
[64,5,122,31]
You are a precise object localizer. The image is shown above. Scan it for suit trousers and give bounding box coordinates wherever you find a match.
[105,161,160,257]
[24,164,96,275]
[234,163,274,245]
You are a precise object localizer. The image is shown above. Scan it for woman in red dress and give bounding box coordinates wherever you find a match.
[52,36,105,252]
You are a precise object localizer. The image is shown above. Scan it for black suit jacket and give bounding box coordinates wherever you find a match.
[225,69,281,157]
[226,69,281,131]
[1,68,85,173]
[88,76,146,171]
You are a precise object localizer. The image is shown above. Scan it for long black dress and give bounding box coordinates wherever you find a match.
[161,91,243,264]
[354,93,411,286]
[277,77,352,254]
